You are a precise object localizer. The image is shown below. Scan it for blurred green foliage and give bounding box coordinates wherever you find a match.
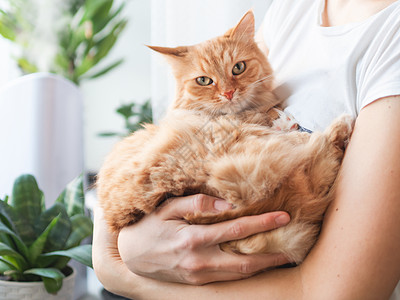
[98,99,153,138]
[0,0,127,85]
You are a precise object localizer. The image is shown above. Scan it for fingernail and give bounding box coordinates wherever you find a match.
[275,214,290,226]
[214,199,232,211]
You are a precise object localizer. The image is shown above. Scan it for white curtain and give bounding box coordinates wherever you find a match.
[150,0,273,121]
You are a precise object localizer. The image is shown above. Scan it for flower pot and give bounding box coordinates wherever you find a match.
[0,72,84,206]
[0,267,76,300]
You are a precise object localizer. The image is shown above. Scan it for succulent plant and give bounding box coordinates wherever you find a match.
[0,174,93,294]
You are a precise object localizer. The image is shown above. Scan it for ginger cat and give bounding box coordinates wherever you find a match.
[97,11,353,264]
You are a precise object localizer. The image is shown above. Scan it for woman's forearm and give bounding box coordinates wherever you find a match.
[104,266,302,300]
[300,96,400,299]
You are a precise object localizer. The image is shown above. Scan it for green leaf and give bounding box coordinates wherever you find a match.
[56,175,85,217]
[0,242,26,262]
[51,256,70,270]
[85,58,124,80]
[40,245,93,268]
[54,53,70,75]
[24,268,64,294]
[65,215,93,249]
[0,221,29,260]
[138,100,153,124]
[35,203,71,252]
[75,54,95,78]
[0,257,19,271]
[116,103,135,119]
[24,267,65,278]
[69,22,87,52]
[93,19,127,63]
[90,0,113,26]
[81,0,110,23]
[10,174,42,245]
[76,18,127,77]
[93,2,125,34]
[17,58,39,74]
[0,260,13,273]
[0,22,16,41]
[0,10,17,41]
[0,199,17,231]
[28,216,60,265]
[97,132,120,137]
[42,276,63,294]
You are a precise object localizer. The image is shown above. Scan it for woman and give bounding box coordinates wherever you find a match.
[93,0,400,298]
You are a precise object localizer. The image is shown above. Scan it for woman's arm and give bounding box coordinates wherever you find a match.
[93,96,400,299]
[300,96,400,299]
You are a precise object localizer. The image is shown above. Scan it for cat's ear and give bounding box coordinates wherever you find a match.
[225,10,255,42]
[146,45,189,58]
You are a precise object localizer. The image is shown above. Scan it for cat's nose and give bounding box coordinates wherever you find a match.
[222,89,235,100]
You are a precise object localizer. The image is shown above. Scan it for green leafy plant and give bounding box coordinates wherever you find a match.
[0,0,127,85]
[0,174,93,294]
[99,99,153,138]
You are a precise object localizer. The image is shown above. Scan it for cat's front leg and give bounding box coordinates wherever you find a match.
[96,126,170,233]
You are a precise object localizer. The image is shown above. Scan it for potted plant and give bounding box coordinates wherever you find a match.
[0,174,93,299]
[0,0,127,206]
[0,0,127,84]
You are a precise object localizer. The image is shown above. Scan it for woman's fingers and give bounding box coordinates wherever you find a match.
[160,194,290,245]
[159,194,233,220]
[191,212,290,246]
[177,251,289,285]
[211,251,289,275]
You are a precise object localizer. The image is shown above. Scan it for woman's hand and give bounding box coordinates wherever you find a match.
[117,194,291,285]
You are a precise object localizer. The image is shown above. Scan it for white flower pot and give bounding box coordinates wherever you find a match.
[0,72,83,206]
[0,268,76,300]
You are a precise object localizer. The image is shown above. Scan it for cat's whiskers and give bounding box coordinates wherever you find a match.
[248,75,273,88]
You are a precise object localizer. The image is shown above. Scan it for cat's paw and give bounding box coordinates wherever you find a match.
[326,114,355,150]
[271,109,299,131]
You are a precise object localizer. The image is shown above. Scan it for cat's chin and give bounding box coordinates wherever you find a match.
[215,100,258,115]
[202,105,246,117]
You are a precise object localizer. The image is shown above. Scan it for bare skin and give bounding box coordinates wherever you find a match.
[93,1,400,299]
[322,0,398,26]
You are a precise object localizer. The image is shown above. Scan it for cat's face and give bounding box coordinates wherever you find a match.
[150,11,275,116]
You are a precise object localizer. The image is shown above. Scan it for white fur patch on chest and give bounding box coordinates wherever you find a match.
[271,108,299,131]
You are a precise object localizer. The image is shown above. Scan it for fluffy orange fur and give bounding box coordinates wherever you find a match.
[97,11,354,263]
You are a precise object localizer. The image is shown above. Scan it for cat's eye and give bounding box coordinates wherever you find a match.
[232,61,246,75]
[196,76,213,86]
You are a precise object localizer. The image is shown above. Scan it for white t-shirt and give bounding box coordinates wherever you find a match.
[263,0,400,298]
[263,0,400,132]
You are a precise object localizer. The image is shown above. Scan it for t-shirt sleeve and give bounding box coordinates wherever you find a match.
[357,11,400,110]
